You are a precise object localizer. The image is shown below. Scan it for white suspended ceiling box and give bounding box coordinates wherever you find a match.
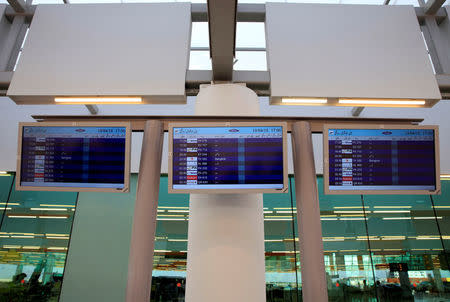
[266,3,442,106]
[8,3,191,104]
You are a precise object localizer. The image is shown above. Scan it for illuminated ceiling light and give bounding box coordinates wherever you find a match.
[38,216,68,219]
[167,210,190,213]
[31,208,67,211]
[46,236,69,240]
[0,203,20,206]
[373,210,410,213]
[54,97,142,104]
[45,233,69,237]
[167,239,188,242]
[338,99,426,106]
[334,210,366,214]
[433,206,450,208]
[281,98,327,105]
[40,204,75,208]
[0,171,10,176]
[264,239,283,242]
[333,206,369,209]
[413,216,442,219]
[373,206,411,208]
[441,174,450,179]
[382,217,411,220]
[3,245,21,249]
[8,215,36,219]
[10,235,34,238]
[416,236,439,240]
[22,246,40,250]
[323,237,345,241]
[381,236,405,240]
[339,217,367,220]
[47,247,67,250]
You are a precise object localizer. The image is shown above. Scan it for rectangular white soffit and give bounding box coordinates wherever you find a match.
[7,3,191,105]
[266,3,441,107]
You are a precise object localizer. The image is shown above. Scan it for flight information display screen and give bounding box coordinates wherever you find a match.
[18,124,130,191]
[325,126,439,194]
[169,124,287,192]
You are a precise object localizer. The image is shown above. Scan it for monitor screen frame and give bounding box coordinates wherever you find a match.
[16,121,132,193]
[168,122,289,194]
[323,124,440,195]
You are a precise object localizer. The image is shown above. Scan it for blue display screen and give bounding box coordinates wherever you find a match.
[20,126,127,189]
[327,128,436,191]
[172,126,284,190]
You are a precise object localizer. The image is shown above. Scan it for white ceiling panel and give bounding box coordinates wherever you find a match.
[8,3,191,104]
[266,3,441,102]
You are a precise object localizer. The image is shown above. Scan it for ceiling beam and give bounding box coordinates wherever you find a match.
[424,0,446,15]
[7,0,26,13]
[85,104,99,115]
[207,0,237,82]
[192,3,265,23]
[351,106,365,117]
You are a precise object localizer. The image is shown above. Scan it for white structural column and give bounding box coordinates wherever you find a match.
[126,120,164,302]
[291,121,328,302]
[185,84,266,302]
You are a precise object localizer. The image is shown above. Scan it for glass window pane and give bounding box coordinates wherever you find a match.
[432,179,450,251]
[151,176,189,300]
[236,22,266,49]
[189,51,211,70]
[341,0,384,4]
[364,193,449,300]
[234,51,267,71]
[316,176,376,299]
[0,175,77,301]
[264,177,301,301]
[32,0,62,4]
[191,22,209,48]
[390,0,419,6]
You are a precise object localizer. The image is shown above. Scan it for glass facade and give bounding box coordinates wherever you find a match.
[0,173,77,301]
[0,172,448,301]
